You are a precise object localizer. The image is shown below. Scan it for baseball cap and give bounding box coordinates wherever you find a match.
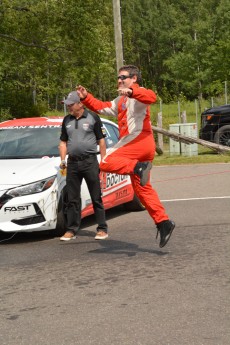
[63,91,80,105]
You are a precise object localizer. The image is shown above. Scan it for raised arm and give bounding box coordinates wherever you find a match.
[76,85,118,117]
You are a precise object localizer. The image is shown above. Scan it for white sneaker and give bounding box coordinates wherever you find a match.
[95,231,108,240]
[60,232,76,241]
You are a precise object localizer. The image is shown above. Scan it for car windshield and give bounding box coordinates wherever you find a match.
[0,127,61,159]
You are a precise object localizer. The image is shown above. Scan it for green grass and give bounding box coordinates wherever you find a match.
[154,145,230,166]
[150,96,227,130]
[151,101,201,127]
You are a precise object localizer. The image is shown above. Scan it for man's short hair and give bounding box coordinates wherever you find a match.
[119,65,142,85]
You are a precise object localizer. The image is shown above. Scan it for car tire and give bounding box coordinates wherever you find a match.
[53,203,66,237]
[123,194,145,212]
[53,187,68,237]
[53,187,82,237]
[214,125,230,147]
[55,207,66,237]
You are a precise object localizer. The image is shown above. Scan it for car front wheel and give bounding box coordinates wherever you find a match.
[53,187,68,237]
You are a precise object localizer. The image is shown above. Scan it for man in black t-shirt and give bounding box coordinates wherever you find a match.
[59,91,108,241]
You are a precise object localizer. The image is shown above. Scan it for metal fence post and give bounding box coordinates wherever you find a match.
[157,112,163,152]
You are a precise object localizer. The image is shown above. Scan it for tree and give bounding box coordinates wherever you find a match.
[0,0,116,116]
[0,0,229,118]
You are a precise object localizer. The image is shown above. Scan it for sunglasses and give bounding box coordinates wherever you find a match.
[117,75,133,80]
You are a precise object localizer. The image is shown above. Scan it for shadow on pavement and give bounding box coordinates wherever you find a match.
[88,239,168,257]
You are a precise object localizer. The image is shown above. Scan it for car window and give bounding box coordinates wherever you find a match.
[0,127,61,158]
[103,123,119,148]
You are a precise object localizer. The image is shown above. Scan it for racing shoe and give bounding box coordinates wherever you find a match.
[134,161,152,186]
[156,220,175,248]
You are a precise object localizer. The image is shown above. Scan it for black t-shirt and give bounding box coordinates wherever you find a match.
[60,110,106,156]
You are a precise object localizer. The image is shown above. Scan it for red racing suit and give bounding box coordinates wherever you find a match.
[82,83,169,224]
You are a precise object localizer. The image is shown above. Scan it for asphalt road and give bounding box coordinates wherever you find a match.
[0,163,230,345]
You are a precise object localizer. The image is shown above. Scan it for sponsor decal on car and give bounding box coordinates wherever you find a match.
[0,125,61,129]
[100,172,129,190]
[115,189,128,200]
[4,204,33,212]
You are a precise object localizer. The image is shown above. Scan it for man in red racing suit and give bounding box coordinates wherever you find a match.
[77,65,175,248]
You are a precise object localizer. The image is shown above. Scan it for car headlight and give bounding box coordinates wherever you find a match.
[7,175,56,197]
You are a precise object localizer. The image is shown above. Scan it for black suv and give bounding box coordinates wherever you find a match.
[199,104,230,146]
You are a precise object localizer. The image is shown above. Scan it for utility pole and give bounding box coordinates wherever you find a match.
[113,0,124,73]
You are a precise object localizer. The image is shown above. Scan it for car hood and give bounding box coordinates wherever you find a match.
[0,157,60,190]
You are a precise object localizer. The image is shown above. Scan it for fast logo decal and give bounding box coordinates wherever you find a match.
[4,205,32,212]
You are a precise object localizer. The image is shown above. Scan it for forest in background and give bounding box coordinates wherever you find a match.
[0,0,229,119]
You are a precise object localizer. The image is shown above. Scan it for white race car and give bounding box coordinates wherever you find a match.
[0,117,144,236]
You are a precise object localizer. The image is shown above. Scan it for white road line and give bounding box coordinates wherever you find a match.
[161,196,230,202]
